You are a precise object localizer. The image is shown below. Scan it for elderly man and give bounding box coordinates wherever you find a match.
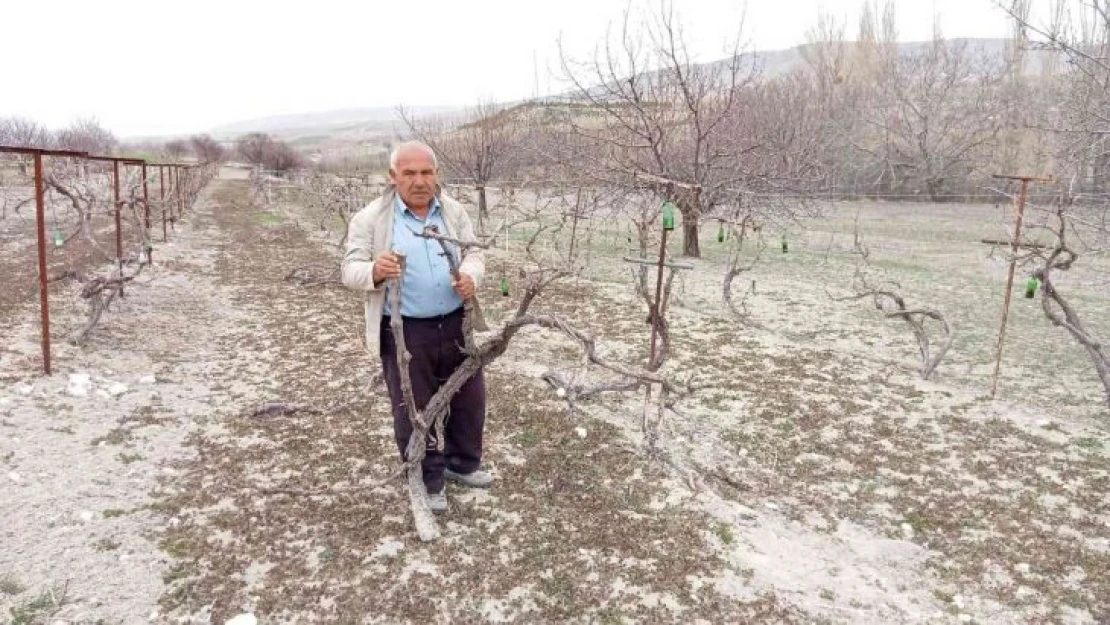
[341,141,492,514]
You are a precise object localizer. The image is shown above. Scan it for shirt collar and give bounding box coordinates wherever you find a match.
[394,192,441,218]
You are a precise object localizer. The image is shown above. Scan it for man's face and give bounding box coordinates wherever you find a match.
[390,147,438,210]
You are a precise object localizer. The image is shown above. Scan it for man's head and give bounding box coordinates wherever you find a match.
[389,141,439,211]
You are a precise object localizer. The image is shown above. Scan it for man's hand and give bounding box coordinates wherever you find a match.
[453,273,476,300]
[372,251,402,284]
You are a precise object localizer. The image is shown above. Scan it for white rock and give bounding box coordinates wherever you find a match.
[764,502,779,511]
[0,396,12,405]
[225,613,257,625]
[139,375,157,385]
[95,389,111,399]
[958,615,972,623]
[1016,562,1031,574]
[107,383,128,397]
[67,373,92,396]
[148,610,159,621]
[1037,419,1052,428]
[900,522,915,540]
[78,510,94,522]
[556,388,566,398]
[575,427,587,439]
[15,383,34,395]
[8,472,21,483]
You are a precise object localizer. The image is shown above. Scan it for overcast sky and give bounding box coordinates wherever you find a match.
[3,0,1027,138]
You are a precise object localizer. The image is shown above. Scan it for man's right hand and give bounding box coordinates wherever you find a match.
[372,251,402,284]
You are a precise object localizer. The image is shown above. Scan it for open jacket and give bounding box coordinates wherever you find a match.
[341,187,485,356]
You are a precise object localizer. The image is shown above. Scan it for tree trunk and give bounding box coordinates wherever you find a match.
[478,184,488,219]
[683,222,700,257]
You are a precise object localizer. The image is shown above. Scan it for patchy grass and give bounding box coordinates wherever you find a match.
[90,427,132,447]
[92,537,121,552]
[8,582,70,625]
[150,180,804,623]
[0,572,26,595]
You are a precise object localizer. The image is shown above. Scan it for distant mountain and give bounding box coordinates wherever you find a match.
[207,38,1059,146]
[210,105,460,138]
[697,38,1058,80]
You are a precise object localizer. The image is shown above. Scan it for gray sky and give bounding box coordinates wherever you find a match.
[3,0,1021,138]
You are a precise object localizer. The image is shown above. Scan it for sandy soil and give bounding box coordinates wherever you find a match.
[0,174,1106,623]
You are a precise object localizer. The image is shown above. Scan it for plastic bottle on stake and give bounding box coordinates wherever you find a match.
[1025,276,1040,299]
[500,274,510,297]
[662,201,676,231]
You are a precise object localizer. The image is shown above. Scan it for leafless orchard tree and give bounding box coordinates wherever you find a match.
[832,221,954,379]
[189,134,227,164]
[55,118,117,155]
[998,0,1110,406]
[236,133,303,173]
[855,12,1012,200]
[400,102,521,230]
[558,3,759,257]
[0,116,52,149]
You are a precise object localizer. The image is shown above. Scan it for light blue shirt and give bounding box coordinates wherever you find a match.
[385,194,463,318]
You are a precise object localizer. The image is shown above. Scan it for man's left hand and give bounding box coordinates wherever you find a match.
[453,273,476,300]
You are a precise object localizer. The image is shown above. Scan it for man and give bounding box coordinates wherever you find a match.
[341,141,493,514]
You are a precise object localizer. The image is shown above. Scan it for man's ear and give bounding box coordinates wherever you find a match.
[387,168,397,185]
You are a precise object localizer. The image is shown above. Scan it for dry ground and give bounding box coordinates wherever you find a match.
[0,173,1106,623]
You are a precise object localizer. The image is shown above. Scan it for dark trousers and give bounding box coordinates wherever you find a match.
[380,308,485,494]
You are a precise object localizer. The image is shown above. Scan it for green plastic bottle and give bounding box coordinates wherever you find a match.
[1025,276,1040,299]
[500,275,510,297]
[717,223,725,243]
[662,201,676,231]
[781,234,789,254]
[52,227,64,248]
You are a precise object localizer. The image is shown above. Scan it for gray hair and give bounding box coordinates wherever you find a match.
[389,141,438,170]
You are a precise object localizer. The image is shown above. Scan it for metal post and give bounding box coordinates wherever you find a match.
[142,163,151,264]
[175,166,183,223]
[113,160,124,298]
[989,173,1052,398]
[33,153,52,375]
[159,165,167,241]
[649,227,668,366]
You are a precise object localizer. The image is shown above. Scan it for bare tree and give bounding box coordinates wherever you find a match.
[236,133,271,166]
[189,134,227,164]
[164,139,189,159]
[559,3,758,257]
[56,118,117,155]
[996,0,1110,405]
[236,133,302,173]
[833,224,954,379]
[0,116,52,148]
[400,102,520,229]
[858,16,1011,200]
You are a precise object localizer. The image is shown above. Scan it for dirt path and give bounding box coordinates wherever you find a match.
[1,172,266,622]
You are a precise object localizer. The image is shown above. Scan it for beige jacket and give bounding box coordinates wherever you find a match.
[341,187,485,356]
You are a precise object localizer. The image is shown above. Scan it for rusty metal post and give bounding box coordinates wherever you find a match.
[990,174,1052,398]
[33,153,52,375]
[175,166,183,223]
[142,162,151,264]
[649,227,667,367]
[112,159,124,298]
[159,165,167,241]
